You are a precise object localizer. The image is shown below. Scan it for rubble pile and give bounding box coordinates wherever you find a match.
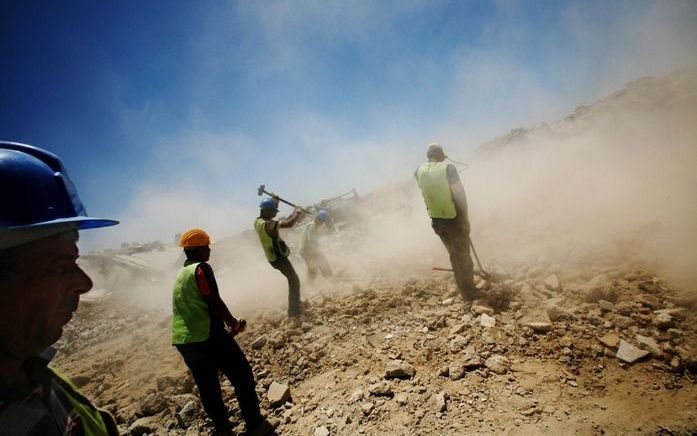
[54,259,697,435]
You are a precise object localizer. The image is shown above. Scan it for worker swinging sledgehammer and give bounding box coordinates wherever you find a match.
[254,195,303,318]
[415,142,478,301]
[299,209,333,282]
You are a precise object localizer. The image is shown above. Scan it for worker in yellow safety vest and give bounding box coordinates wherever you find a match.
[254,197,303,318]
[415,142,476,301]
[299,209,333,282]
[172,228,273,435]
[0,142,119,435]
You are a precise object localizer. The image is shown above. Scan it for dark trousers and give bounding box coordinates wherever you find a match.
[270,256,301,317]
[431,216,476,300]
[300,249,332,281]
[176,332,261,430]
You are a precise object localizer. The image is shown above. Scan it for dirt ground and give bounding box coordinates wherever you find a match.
[53,257,697,436]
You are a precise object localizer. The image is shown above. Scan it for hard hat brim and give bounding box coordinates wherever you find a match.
[3,216,119,231]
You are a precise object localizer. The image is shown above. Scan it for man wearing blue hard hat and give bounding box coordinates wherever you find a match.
[299,209,333,282]
[254,197,303,318]
[0,142,119,435]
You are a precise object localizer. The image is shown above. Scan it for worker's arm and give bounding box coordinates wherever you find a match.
[195,263,243,332]
[279,207,302,228]
[447,164,471,234]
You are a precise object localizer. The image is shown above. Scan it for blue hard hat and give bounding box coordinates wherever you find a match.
[0,142,119,231]
[259,197,278,211]
[317,209,329,222]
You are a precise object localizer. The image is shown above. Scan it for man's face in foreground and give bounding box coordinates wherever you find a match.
[0,234,93,359]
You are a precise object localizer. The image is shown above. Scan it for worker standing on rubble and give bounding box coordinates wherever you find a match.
[0,142,119,435]
[254,197,303,318]
[299,209,333,282]
[415,142,476,301]
[172,228,271,435]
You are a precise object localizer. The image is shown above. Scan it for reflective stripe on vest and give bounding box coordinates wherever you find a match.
[416,162,457,219]
[171,261,210,344]
[50,368,114,436]
[254,217,289,262]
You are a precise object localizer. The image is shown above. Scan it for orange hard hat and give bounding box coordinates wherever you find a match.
[179,228,212,248]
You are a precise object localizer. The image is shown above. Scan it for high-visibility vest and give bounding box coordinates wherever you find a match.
[171,261,210,344]
[254,217,289,262]
[299,221,314,252]
[416,162,457,219]
[0,366,117,435]
[50,368,117,435]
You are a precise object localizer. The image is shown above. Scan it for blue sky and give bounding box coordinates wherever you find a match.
[1,0,696,248]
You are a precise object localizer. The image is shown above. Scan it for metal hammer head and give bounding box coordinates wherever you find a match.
[257,184,265,196]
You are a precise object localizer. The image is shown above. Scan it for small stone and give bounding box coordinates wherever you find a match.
[442,298,454,306]
[448,361,466,381]
[360,402,375,415]
[654,313,673,329]
[462,353,484,369]
[559,336,573,348]
[543,274,560,291]
[471,304,494,316]
[177,400,199,427]
[385,360,416,379]
[616,340,649,364]
[635,335,663,358]
[267,381,291,408]
[128,416,158,436]
[527,322,553,333]
[449,323,467,335]
[368,382,394,397]
[598,333,620,349]
[395,393,408,405]
[348,389,364,403]
[485,355,510,374]
[449,335,471,353]
[433,392,448,412]
[314,426,330,436]
[250,335,267,350]
[598,300,614,311]
[480,314,496,328]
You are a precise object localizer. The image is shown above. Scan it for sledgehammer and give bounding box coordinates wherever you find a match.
[257,184,311,213]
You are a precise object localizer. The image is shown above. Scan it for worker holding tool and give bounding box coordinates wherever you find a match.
[255,196,303,318]
[0,142,119,435]
[415,142,476,301]
[299,209,333,282]
[172,228,271,435]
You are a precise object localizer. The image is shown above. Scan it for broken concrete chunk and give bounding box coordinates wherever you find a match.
[616,340,649,364]
[267,381,291,407]
[384,360,416,379]
[480,313,496,328]
[598,333,620,349]
[635,335,663,358]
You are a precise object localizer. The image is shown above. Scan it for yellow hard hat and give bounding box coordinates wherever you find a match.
[179,228,212,248]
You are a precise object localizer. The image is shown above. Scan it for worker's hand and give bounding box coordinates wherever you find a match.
[230,319,247,336]
[271,192,280,202]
